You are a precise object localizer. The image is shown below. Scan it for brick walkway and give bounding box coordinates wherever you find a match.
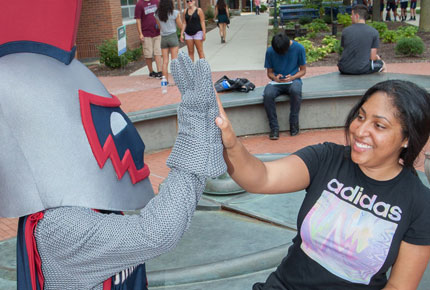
[1,62,429,242]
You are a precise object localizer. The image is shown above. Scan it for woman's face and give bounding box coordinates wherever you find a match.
[349,91,408,179]
[186,0,194,7]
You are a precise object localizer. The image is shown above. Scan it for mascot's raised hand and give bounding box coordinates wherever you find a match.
[167,52,226,178]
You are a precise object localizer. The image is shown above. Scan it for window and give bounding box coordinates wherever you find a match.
[121,0,137,20]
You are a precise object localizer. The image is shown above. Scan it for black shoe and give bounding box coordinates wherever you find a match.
[149,71,157,78]
[155,72,163,79]
[290,123,299,136]
[269,129,279,140]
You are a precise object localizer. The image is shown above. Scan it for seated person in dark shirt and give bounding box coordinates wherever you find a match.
[337,5,386,75]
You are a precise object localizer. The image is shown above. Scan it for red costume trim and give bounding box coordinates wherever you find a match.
[24,212,45,290]
[79,90,150,184]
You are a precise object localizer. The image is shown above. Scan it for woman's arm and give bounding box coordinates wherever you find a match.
[180,9,186,42]
[215,96,310,194]
[198,8,206,41]
[227,6,230,18]
[155,18,161,32]
[214,6,218,19]
[383,241,430,290]
[175,12,183,31]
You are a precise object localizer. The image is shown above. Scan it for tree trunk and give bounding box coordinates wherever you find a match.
[419,0,430,32]
[372,0,381,22]
[343,0,350,5]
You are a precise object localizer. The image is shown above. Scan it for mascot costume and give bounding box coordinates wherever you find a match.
[0,1,226,289]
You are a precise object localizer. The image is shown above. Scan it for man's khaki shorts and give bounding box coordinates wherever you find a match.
[143,35,162,58]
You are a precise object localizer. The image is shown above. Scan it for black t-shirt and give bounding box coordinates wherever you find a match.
[257,142,430,290]
[338,23,379,75]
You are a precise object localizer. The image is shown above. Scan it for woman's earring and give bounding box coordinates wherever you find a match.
[403,144,408,148]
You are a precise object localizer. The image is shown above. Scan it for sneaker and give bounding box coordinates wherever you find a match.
[155,72,163,79]
[149,71,157,78]
[290,123,299,136]
[269,129,279,140]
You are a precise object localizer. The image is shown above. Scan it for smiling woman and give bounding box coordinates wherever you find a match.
[215,79,430,289]
[345,80,430,179]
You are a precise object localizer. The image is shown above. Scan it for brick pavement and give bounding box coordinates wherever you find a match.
[1,62,429,242]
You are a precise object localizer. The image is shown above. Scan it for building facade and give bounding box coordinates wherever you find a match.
[76,0,216,59]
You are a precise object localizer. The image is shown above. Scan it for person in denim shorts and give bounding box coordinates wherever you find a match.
[409,0,417,21]
[155,0,182,84]
[180,0,206,61]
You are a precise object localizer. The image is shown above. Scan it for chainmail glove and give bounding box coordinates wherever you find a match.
[166,52,227,178]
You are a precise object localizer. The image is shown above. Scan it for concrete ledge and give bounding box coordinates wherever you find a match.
[147,243,290,286]
[129,73,430,152]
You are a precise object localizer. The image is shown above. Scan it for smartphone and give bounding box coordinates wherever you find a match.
[279,75,286,79]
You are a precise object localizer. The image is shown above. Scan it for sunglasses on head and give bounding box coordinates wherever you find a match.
[186,0,192,2]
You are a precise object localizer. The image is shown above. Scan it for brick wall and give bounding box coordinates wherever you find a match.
[76,0,145,59]
[76,0,122,59]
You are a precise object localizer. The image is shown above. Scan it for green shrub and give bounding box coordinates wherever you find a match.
[284,21,296,29]
[295,37,327,63]
[125,47,142,62]
[337,13,351,27]
[321,35,339,53]
[323,14,332,24]
[334,39,343,55]
[205,6,214,21]
[368,21,388,35]
[397,25,418,38]
[260,4,268,13]
[269,7,280,17]
[395,36,425,56]
[381,30,398,43]
[98,39,129,69]
[304,18,329,33]
[299,16,313,25]
[307,31,317,38]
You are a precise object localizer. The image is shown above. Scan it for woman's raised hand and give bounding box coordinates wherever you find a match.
[215,95,237,150]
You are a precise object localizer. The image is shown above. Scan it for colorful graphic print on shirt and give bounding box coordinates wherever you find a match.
[300,178,400,285]
[144,4,157,15]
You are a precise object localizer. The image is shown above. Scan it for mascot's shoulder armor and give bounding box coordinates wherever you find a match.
[0,1,154,218]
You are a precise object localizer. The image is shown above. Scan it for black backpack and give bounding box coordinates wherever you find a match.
[214,75,255,93]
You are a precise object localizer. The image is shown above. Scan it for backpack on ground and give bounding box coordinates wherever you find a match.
[214,75,255,93]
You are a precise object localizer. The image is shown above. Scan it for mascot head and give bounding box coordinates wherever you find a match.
[0,1,154,217]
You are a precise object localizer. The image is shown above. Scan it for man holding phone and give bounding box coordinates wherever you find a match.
[263,32,306,139]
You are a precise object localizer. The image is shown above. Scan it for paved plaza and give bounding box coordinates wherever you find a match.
[1,10,429,290]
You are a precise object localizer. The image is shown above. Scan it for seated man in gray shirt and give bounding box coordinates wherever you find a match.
[337,4,386,75]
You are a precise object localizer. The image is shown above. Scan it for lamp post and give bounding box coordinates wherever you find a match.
[273,0,278,28]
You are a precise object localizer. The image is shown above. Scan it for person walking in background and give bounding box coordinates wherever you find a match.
[338,5,385,75]
[254,0,261,15]
[399,0,408,21]
[214,0,230,43]
[262,32,306,139]
[181,0,206,61]
[409,0,417,21]
[135,0,163,78]
[155,0,182,84]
